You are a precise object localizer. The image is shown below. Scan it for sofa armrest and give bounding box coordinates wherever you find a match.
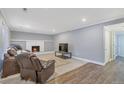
[40,60,55,69]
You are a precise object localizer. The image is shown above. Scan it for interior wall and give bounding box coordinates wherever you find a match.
[54,24,104,63]
[0,13,3,60]
[11,41,26,49]
[0,25,3,70]
[117,35,124,57]
[10,31,54,40]
[0,12,10,71]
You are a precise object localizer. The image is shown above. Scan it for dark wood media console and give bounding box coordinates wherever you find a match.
[55,51,72,59]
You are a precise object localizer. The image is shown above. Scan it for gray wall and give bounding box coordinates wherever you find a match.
[0,26,3,71]
[54,18,124,63]
[11,41,26,49]
[44,41,54,51]
[0,13,10,71]
[116,34,124,57]
[11,31,54,40]
[116,31,124,56]
[54,24,104,63]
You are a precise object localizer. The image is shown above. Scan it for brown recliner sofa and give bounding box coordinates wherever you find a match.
[2,48,20,78]
[2,47,31,78]
[15,53,55,83]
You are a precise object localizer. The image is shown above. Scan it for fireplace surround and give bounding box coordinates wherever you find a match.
[11,40,54,52]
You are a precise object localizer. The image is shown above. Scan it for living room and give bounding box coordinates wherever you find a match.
[1,8,124,84]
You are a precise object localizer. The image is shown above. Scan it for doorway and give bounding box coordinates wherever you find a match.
[116,32,124,57]
[104,23,124,63]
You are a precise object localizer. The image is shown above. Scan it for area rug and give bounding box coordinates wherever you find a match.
[38,53,71,67]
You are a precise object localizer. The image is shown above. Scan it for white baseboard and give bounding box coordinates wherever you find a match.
[72,56,106,66]
[109,58,114,62]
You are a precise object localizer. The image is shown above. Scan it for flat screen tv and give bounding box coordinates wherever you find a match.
[59,43,68,52]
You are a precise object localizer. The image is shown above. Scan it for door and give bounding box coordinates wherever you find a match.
[105,29,111,63]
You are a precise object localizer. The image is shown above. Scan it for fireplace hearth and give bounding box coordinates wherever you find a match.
[32,46,40,52]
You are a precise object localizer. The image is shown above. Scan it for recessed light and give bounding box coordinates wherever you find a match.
[25,25,31,28]
[52,29,56,32]
[82,18,87,22]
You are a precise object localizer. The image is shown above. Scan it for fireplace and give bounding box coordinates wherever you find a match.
[32,46,40,52]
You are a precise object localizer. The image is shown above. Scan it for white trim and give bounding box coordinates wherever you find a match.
[109,58,114,62]
[72,56,106,66]
[11,39,53,42]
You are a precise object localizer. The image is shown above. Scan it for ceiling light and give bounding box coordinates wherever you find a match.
[82,18,87,22]
[24,25,31,28]
[52,29,56,32]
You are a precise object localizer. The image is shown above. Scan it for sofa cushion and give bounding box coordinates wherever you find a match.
[7,48,17,56]
[30,56,43,71]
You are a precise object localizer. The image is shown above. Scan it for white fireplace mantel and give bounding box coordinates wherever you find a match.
[10,39,54,52]
[26,40,44,52]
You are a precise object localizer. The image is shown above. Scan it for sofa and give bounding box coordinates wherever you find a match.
[15,53,55,83]
[2,48,20,78]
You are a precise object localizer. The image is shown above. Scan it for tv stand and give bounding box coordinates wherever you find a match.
[55,51,72,59]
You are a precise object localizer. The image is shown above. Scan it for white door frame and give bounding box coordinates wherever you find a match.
[104,26,116,63]
[104,26,111,63]
[111,31,116,60]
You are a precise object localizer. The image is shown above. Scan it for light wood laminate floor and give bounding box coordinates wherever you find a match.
[48,57,124,84]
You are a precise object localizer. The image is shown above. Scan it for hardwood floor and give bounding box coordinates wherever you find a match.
[48,57,124,84]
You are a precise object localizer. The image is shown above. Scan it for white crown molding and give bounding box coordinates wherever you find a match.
[11,39,53,42]
[72,56,106,66]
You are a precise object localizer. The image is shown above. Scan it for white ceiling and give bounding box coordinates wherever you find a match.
[1,8,124,35]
